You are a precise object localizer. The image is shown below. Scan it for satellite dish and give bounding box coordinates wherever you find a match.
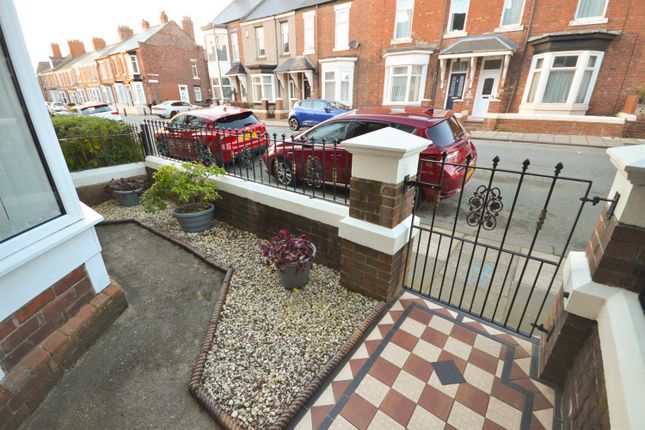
[349,40,360,49]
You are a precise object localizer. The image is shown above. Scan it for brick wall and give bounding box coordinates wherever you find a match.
[624,120,645,138]
[0,266,94,374]
[0,282,127,430]
[489,118,626,136]
[349,178,415,228]
[560,324,610,429]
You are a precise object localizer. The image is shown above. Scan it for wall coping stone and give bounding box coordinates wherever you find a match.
[483,112,626,124]
[338,214,419,255]
[71,162,146,188]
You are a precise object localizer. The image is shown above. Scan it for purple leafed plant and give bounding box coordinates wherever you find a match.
[260,229,314,273]
[104,177,145,194]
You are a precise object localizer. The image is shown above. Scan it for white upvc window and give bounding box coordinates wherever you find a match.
[447,0,469,34]
[191,59,199,79]
[132,82,146,104]
[521,50,604,114]
[334,4,351,51]
[255,27,265,58]
[212,77,233,100]
[206,36,216,62]
[385,65,423,104]
[394,0,414,41]
[194,86,202,102]
[280,21,290,54]
[321,59,356,106]
[230,29,240,62]
[303,12,315,54]
[99,63,107,80]
[499,0,524,28]
[215,34,228,61]
[251,74,275,101]
[129,54,139,74]
[573,0,609,24]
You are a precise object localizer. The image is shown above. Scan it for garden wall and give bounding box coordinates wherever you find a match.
[71,162,147,207]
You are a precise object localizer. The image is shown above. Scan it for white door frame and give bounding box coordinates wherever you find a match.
[178,84,189,103]
[472,57,503,118]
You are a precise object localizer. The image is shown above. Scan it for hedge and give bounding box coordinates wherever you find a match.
[52,115,144,172]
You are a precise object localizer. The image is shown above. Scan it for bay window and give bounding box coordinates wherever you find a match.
[215,34,228,61]
[212,77,233,100]
[500,0,524,27]
[521,51,603,114]
[334,4,350,51]
[251,74,275,101]
[321,59,356,106]
[385,65,423,104]
[303,13,315,54]
[447,0,469,33]
[394,0,414,40]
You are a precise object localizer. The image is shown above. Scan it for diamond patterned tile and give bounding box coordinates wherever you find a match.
[451,323,478,345]
[350,358,368,376]
[444,337,473,361]
[329,415,358,430]
[491,377,524,410]
[355,374,390,408]
[474,334,502,358]
[380,342,410,368]
[469,348,499,374]
[403,353,434,382]
[456,383,490,416]
[486,396,523,429]
[391,328,419,351]
[422,326,449,348]
[464,363,495,394]
[340,394,377,430]
[427,370,459,398]
[314,384,335,406]
[447,400,485,430]
[418,384,454,421]
[432,360,466,385]
[311,404,333,429]
[428,315,454,334]
[392,370,426,402]
[534,408,554,430]
[366,410,404,430]
[400,317,427,337]
[412,338,442,364]
[294,410,312,430]
[335,362,354,381]
[379,389,416,427]
[368,356,401,386]
[407,405,445,430]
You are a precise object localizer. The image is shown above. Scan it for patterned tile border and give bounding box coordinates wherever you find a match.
[99,219,388,430]
[291,288,563,430]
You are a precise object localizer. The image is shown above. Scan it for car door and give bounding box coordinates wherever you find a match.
[297,120,350,185]
[311,100,332,124]
[298,100,314,125]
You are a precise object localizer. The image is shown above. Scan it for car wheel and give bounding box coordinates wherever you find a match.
[274,158,295,186]
[288,117,300,131]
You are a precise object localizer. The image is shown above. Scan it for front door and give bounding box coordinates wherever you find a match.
[446,73,466,110]
[472,59,503,118]
[178,84,190,103]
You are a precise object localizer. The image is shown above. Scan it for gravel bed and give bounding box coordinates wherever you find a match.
[95,201,380,429]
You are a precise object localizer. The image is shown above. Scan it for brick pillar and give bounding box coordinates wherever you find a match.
[339,127,427,301]
[274,98,288,120]
[482,99,502,130]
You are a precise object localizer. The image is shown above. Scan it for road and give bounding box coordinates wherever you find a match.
[128,116,615,256]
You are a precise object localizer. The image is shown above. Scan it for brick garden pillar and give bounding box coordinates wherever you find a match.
[538,145,645,429]
[338,127,428,301]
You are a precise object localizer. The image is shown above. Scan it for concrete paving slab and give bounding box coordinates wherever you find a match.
[21,223,225,430]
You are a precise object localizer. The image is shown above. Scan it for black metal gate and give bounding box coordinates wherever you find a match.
[404,153,604,337]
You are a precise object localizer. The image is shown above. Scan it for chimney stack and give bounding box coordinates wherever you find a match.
[51,43,62,58]
[67,40,86,58]
[160,10,168,24]
[141,19,150,30]
[92,37,106,51]
[118,25,134,41]
[181,16,195,43]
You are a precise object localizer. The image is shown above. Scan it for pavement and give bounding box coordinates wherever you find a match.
[21,223,224,430]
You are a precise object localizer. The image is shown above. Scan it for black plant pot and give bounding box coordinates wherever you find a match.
[114,189,142,207]
[276,244,317,289]
[172,203,214,232]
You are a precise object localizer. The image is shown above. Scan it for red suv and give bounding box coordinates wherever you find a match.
[153,106,268,164]
[263,107,477,200]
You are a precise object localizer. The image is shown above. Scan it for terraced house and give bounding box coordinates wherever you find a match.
[38,12,208,114]
[206,0,644,136]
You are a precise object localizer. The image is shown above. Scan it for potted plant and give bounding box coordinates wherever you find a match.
[104,177,145,207]
[141,162,226,232]
[260,230,317,290]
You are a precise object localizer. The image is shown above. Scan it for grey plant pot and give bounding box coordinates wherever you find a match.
[277,244,317,290]
[114,189,142,207]
[172,203,214,233]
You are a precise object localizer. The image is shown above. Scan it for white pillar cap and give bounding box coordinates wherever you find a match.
[342,127,429,184]
[606,145,645,227]
[607,145,645,185]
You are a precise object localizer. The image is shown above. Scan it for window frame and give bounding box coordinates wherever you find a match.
[572,0,609,25]
[255,26,266,58]
[393,0,414,42]
[303,12,315,54]
[498,0,525,30]
[230,29,240,62]
[251,74,275,102]
[520,50,604,114]
[129,54,139,75]
[215,33,228,61]
[194,86,203,102]
[191,59,199,79]
[446,0,470,35]
[333,3,351,51]
[280,21,290,55]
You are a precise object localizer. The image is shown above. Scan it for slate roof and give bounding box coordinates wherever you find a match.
[209,0,264,26]
[97,24,167,58]
[440,35,516,56]
[36,61,51,74]
[225,63,248,75]
[273,56,316,73]
[243,0,334,21]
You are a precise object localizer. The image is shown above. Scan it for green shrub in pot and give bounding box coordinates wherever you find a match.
[141,162,226,232]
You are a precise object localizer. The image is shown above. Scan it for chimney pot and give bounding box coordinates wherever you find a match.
[67,40,86,58]
[181,16,195,43]
[160,10,168,24]
[141,19,150,30]
[118,25,134,41]
[51,43,62,58]
[92,37,106,51]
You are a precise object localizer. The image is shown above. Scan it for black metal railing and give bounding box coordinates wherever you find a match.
[405,154,594,337]
[140,119,351,205]
[56,123,145,172]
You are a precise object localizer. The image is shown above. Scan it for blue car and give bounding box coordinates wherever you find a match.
[288,99,350,131]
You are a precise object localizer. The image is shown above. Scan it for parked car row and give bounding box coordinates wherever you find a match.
[147,101,478,201]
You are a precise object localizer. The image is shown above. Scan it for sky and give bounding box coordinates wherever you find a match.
[15,0,233,70]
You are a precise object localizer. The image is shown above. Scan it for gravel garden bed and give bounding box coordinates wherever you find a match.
[95,201,381,429]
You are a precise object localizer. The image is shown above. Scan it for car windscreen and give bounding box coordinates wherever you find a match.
[81,105,111,115]
[216,112,260,130]
[426,117,465,147]
[329,101,350,110]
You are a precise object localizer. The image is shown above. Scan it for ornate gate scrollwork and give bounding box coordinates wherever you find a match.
[305,155,323,188]
[466,185,503,231]
[194,141,217,166]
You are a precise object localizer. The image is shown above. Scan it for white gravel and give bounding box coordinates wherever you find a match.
[95,200,379,429]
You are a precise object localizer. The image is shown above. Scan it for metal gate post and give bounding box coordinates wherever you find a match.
[338,127,427,301]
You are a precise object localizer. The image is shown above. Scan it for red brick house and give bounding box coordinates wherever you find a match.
[39,12,209,114]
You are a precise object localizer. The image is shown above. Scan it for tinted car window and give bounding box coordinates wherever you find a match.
[181,102,191,106]
[305,121,349,142]
[313,100,327,110]
[329,101,350,110]
[169,114,187,128]
[186,115,207,129]
[171,102,182,106]
[81,104,111,115]
[300,100,313,109]
[216,112,260,129]
[346,121,389,139]
[427,118,463,147]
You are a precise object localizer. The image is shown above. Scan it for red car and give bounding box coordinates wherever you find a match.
[153,106,268,164]
[262,107,477,201]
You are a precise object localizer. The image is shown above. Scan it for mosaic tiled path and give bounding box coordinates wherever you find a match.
[293,291,559,430]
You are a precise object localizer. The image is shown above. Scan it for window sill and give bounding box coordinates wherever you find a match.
[494,24,524,33]
[569,17,608,26]
[333,47,351,52]
[303,50,315,55]
[257,56,266,60]
[382,101,422,107]
[391,38,413,45]
[443,31,468,39]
